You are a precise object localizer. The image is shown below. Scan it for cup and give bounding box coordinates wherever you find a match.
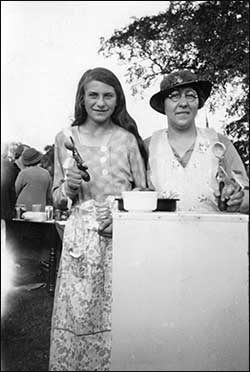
[15,204,27,218]
[45,205,54,220]
[32,204,42,212]
[54,209,61,221]
[15,206,22,219]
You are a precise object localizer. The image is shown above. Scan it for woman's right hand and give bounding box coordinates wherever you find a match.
[98,217,113,238]
[64,165,85,196]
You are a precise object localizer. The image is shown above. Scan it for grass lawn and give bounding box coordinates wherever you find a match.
[2,285,54,371]
[1,223,59,371]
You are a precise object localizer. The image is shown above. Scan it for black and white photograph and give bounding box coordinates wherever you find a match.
[1,1,249,371]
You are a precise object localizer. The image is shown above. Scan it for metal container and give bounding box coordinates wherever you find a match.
[54,209,61,221]
[45,205,54,220]
[15,206,22,219]
[155,198,178,211]
[15,204,26,219]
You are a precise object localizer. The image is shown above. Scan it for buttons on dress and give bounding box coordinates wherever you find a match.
[100,146,108,153]
[100,146,109,176]
[100,156,107,164]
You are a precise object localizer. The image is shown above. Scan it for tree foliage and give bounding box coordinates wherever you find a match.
[99,0,249,167]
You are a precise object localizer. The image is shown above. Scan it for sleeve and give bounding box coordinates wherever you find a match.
[143,136,151,170]
[1,162,18,219]
[219,134,249,213]
[52,131,75,209]
[46,173,53,206]
[128,134,147,189]
[143,136,154,189]
[15,172,24,197]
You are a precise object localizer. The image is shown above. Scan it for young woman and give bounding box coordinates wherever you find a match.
[49,67,147,371]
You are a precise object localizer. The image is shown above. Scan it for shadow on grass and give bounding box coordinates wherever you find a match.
[2,281,54,371]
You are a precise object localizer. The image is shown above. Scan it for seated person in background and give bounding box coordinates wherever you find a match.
[145,69,249,213]
[15,147,52,211]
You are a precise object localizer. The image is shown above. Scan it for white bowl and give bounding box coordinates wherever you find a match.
[22,211,47,222]
[122,191,157,212]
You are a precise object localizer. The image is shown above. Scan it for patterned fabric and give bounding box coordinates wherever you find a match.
[148,127,221,212]
[53,125,146,208]
[50,205,113,371]
[49,125,146,371]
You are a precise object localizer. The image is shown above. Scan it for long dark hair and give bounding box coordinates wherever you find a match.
[71,67,148,166]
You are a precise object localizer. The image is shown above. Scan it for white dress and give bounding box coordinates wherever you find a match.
[148,127,221,212]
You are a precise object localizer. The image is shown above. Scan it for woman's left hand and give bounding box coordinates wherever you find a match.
[98,217,113,238]
[225,187,245,212]
[214,181,245,212]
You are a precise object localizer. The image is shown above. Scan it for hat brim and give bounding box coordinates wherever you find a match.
[150,80,212,114]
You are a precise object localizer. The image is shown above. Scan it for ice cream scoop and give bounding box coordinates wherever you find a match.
[64,137,75,151]
[64,136,90,182]
[212,142,226,160]
[212,142,228,211]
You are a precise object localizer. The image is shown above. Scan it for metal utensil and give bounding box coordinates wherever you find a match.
[212,142,228,211]
[64,136,90,182]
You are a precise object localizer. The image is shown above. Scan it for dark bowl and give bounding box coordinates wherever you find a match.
[116,198,126,211]
[115,198,178,212]
[155,198,178,212]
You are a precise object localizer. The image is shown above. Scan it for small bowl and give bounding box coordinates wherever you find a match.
[116,197,179,212]
[155,198,178,212]
[116,198,126,211]
[121,191,157,212]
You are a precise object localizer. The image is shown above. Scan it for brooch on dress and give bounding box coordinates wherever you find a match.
[198,139,210,153]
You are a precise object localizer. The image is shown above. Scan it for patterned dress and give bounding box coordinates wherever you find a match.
[49,125,146,371]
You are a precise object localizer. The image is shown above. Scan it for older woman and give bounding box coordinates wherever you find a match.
[145,69,248,213]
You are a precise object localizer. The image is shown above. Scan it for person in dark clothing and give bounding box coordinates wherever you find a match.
[1,144,29,220]
[14,147,53,265]
[1,143,30,252]
[15,147,52,211]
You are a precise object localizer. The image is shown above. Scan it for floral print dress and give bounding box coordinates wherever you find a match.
[49,125,146,371]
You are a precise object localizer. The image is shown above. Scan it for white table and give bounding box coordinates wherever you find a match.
[111,212,249,371]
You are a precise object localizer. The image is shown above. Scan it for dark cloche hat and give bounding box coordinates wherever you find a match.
[22,147,42,166]
[150,70,212,114]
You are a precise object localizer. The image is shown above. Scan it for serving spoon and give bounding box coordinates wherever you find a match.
[212,142,228,211]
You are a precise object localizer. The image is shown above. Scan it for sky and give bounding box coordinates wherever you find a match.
[2,1,225,152]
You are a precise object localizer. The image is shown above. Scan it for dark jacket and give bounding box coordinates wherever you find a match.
[1,159,21,220]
